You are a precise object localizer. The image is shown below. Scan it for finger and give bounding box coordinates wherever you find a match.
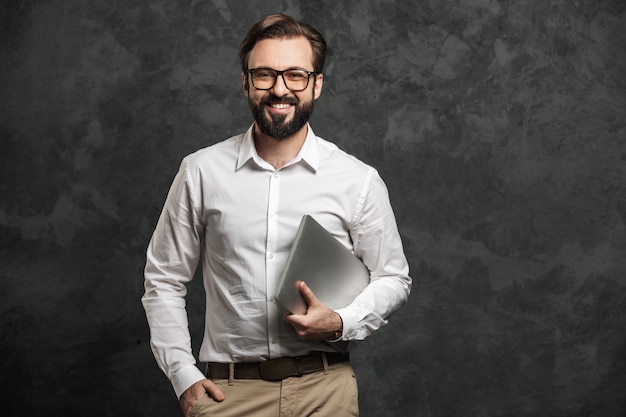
[284,311,304,326]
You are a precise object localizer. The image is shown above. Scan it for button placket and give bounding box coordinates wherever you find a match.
[266,171,281,355]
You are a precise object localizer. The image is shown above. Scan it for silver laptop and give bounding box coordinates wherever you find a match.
[276,215,370,315]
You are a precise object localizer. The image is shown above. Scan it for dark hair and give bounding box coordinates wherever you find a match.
[239,13,327,74]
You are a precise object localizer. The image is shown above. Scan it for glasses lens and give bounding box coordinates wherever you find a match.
[283,70,309,91]
[251,69,277,89]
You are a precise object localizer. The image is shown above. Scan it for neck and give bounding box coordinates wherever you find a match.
[253,124,308,170]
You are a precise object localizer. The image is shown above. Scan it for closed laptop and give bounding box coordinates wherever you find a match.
[276,215,370,315]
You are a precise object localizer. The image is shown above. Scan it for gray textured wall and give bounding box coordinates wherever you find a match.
[1,1,625,416]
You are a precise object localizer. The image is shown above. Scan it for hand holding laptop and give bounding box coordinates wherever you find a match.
[283,281,344,342]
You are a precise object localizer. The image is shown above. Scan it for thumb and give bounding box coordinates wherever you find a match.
[299,281,320,308]
[202,379,225,402]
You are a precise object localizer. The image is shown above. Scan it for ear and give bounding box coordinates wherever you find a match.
[313,73,323,100]
[242,72,249,96]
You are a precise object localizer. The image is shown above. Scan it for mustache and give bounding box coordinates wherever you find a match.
[260,94,299,106]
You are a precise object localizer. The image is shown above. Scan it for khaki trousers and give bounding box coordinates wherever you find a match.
[190,361,359,417]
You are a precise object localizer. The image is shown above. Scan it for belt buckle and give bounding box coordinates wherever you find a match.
[259,357,297,381]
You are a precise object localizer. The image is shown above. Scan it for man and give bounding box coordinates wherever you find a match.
[142,13,411,417]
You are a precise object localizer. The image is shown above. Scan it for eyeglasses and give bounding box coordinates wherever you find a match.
[247,68,317,92]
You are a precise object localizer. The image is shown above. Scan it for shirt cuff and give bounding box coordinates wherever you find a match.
[170,363,207,399]
[334,308,359,340]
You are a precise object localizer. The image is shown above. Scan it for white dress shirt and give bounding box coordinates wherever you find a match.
[142,124,411,397]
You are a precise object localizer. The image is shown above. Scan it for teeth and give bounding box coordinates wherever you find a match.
[270,103,291,109]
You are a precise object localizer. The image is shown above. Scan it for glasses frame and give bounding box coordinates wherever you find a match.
[247,68,317,92]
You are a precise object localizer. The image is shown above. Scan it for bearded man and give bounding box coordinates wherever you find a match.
[142,13,411,417]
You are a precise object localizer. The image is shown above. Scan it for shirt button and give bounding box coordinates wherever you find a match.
[270,296,276,302]
[273,173,279,179]
[268,253,274,259]
[272,338,277,344]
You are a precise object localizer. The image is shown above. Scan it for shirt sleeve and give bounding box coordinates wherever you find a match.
[335,168,412,340]
[141,159,206,398]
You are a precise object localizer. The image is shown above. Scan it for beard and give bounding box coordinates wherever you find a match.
[249,93,315,140]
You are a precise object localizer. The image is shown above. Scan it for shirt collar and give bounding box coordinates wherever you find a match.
[236,123,319,172]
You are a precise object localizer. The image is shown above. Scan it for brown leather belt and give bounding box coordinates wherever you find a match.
[206,352,349,381]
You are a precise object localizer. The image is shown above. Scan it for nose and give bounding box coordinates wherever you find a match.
[270,73,290,96]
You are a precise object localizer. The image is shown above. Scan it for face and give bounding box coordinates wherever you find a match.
[243,37,323,140]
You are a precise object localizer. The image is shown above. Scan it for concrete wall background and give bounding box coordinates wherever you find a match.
[1,0,625,416]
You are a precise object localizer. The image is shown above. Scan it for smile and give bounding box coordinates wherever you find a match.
[269,103,293,109]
